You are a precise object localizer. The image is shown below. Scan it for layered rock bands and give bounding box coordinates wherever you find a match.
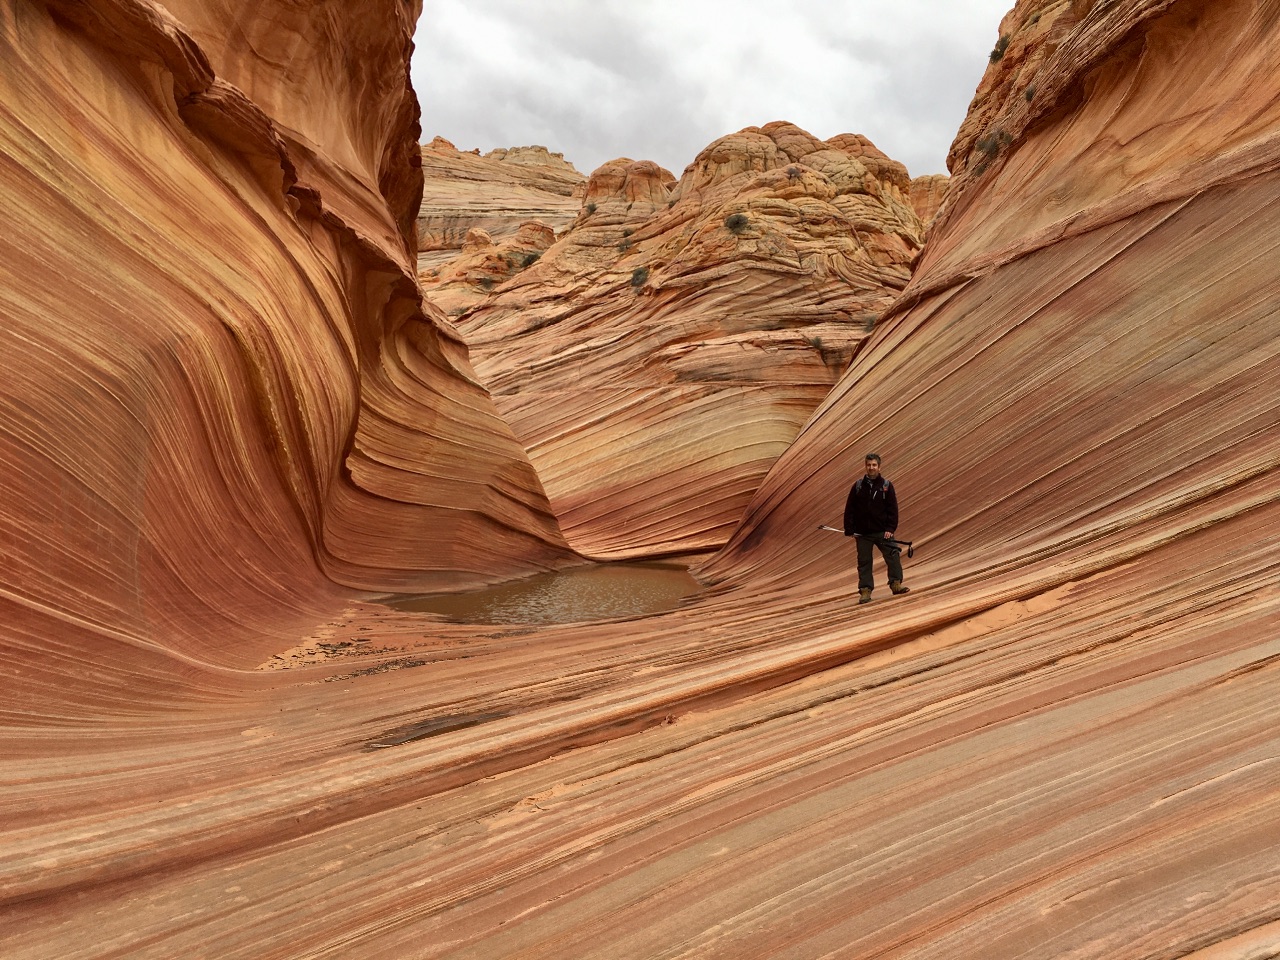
[447,123,927,558]
[416,136,585,272]
[5,1,1280,958]
[0,0,576,696]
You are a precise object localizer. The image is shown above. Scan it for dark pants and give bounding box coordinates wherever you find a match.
[857,534,903,590]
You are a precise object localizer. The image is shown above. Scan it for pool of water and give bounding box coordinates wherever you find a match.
[382,560,702,625]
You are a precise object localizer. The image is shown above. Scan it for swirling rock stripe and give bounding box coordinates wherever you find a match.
[0,0,575,724]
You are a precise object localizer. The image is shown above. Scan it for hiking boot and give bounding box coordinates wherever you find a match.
[890,581,910,596]
[858,587,873,605]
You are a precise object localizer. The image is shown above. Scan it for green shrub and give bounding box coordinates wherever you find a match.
[585,201,597,215]
[631,266,649,288]
[521,251,541,268]
[990,34,1010,62]
[975,128,1011,158]
[724,213,750,234]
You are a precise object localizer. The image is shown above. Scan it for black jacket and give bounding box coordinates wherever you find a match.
[843,475,898,536]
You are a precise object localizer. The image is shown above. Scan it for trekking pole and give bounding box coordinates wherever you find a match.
[817,524,914,558]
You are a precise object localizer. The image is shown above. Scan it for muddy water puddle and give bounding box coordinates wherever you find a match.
[382,560,702,625]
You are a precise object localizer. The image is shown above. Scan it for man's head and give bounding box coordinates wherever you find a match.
[864,453,881,479]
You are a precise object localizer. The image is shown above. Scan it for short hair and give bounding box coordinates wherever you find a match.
[864,452,882,464]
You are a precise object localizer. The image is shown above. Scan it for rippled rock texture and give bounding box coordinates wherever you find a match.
[0,0,575,692]
[417,136,585,271]
[909,172,951,224]
[7,0,1280,958]
[420,221,557,318]
[458,123,926,558]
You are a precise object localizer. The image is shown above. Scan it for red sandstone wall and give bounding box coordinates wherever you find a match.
[0,0,574,701]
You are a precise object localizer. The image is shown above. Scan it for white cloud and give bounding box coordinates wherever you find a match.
[412,0,1012,178]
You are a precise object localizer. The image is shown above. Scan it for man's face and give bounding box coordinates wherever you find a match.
[864,458,881,479]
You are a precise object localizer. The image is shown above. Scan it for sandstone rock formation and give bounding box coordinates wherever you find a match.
[417,136,585,270]
[692,0,1280,945]
[0,0,575,693]
[486,144,579,170]
[420,221,557,317]
[910,172,951,223]
[457,122,926,558]
[6,1,1280,958]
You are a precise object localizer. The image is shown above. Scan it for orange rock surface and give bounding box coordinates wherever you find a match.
[420,221,557,317]
[910,172,951,224]
[457,123,926,558]
[417,136,585,270]
[6,1,1280,958]
[0,0,575,677]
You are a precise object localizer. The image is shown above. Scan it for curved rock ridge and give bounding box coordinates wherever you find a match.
[704,0,1280,721]
[457,122,926,558]
[708,0,1280,584]
[947,0,1078,181]
[0,0,573,701]
[417,135,586,270]
[705,0,1280,595]
[657,1,1280,944]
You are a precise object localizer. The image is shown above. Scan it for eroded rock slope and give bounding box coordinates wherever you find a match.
[0,0,575,700]
[456,123,926,558]
[416,136,585,271]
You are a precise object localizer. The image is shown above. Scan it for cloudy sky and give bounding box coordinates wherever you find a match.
[411,1,1013,180]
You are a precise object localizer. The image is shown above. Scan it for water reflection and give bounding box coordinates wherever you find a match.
[382,560,701,625]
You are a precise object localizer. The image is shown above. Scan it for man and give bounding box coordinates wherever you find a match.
[843,452,909,604]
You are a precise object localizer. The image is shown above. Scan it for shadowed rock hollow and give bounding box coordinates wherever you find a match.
[4,0,1280,957]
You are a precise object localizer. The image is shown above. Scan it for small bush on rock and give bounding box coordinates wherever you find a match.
[975,128,1012,157]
